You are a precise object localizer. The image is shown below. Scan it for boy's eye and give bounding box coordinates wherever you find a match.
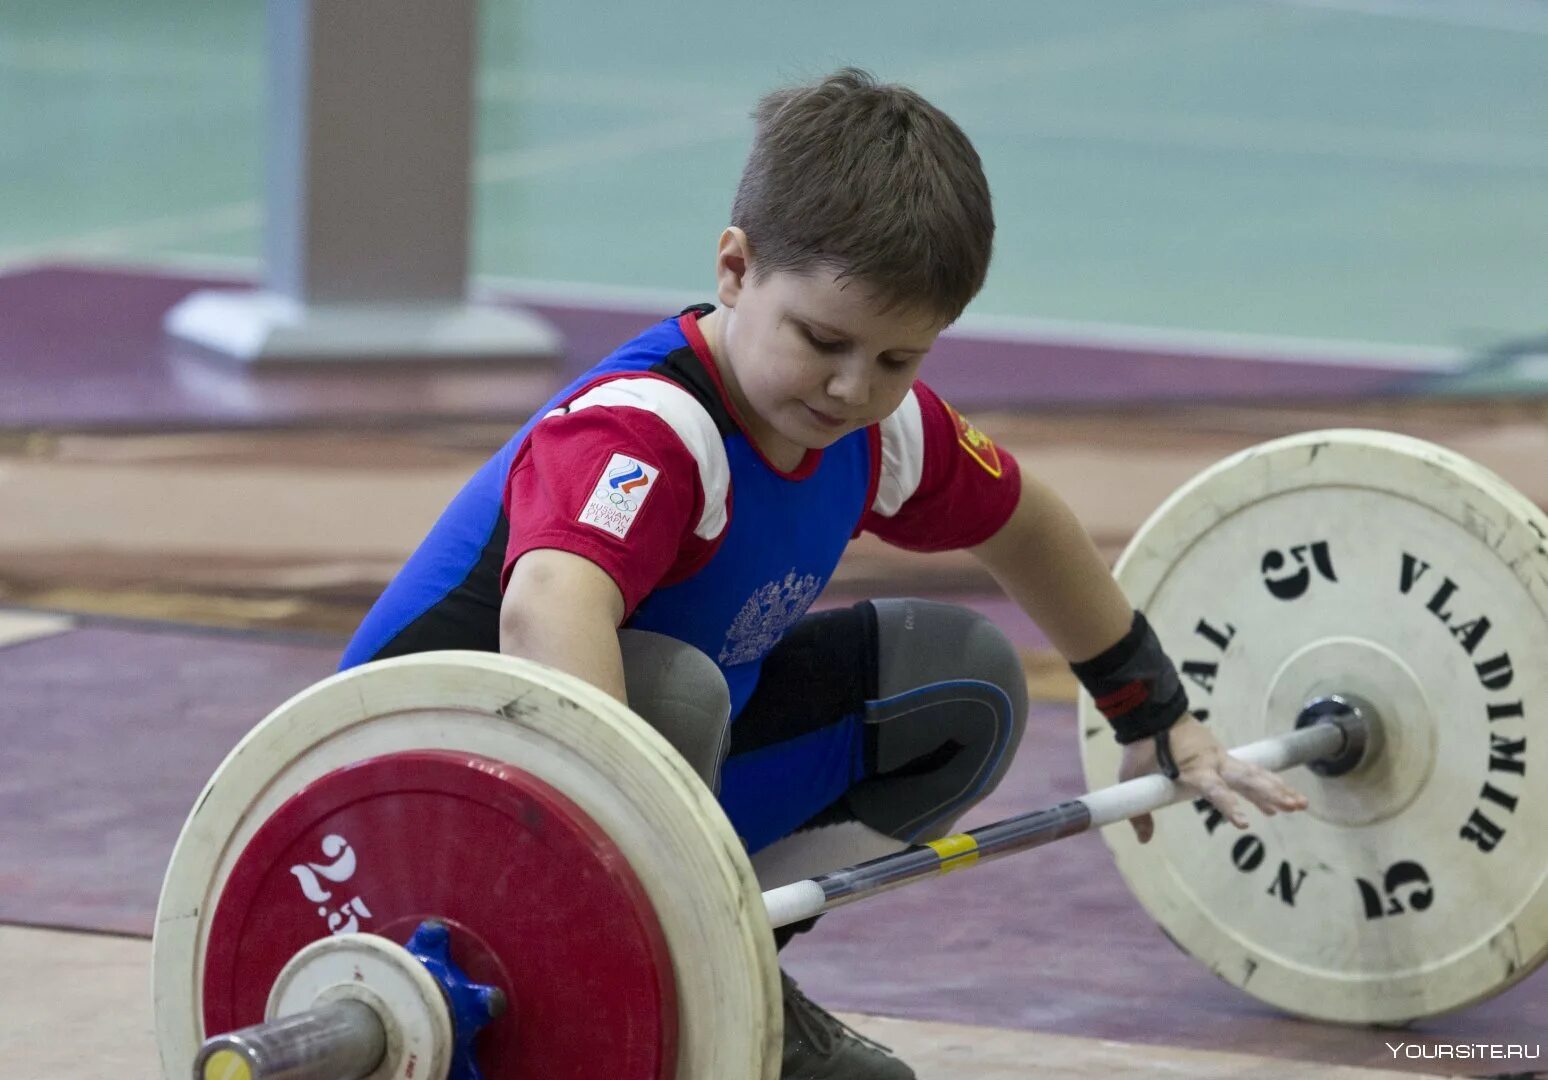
[802,328,846,353]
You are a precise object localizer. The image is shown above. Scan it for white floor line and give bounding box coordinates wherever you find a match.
[474,107,747,184]
[903,3,1262,94]
[477,10,1259,182]
[0,35,735,111]
[946,312,1460,370]
[473,273,1459,370]
[0,203,260,267]
[0,37,257,78]
[24,253,1454,373]
[974,104,1548,171]
[477,67,750,112]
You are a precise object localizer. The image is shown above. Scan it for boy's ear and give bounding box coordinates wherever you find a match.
[715,227,751,307]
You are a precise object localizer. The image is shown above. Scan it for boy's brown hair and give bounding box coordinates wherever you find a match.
[731,68,994,326]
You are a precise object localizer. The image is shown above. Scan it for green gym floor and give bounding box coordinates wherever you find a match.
[3,0,1546,356]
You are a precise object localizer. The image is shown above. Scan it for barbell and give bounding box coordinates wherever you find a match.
[152,430,1548,1080]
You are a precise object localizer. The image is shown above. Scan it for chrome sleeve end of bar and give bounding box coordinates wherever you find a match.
[192,999,386,1080]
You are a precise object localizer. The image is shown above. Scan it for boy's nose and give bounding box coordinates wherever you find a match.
[826,363,869,407]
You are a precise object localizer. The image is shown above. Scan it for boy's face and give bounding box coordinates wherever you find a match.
[710,232,945,464]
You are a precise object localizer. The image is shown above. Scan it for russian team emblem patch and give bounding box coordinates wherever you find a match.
[579,453,660,538]
[945,403,1003,478]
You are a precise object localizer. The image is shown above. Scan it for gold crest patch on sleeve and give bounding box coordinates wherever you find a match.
[945,402,1003,478]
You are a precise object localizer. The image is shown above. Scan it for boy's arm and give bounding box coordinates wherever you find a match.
[970,466,1308,843]
[500,548,628,703]
[495,376,724,706]
[968,468,1133,662]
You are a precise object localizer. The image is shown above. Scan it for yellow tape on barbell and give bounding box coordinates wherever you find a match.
[926,833,979,873]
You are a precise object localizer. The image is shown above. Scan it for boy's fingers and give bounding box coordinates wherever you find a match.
[1185,759,1312,831]
[1207,751,1306,810]
[1127,748,1310,843]
[1225,759,1309,813]
[1130,811,1155,844]
[1192,774,1248,829]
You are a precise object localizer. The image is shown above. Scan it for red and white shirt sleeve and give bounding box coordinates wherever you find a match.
[502,375,730,616]
[860,380,1021,551]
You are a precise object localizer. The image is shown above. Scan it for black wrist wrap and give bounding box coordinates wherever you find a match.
[1069,611,1189,745]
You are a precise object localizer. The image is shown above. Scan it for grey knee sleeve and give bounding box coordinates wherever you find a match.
[847,598,1028,842]
[617,629,731,792]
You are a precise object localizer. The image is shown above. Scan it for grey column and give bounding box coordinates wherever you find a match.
[166,0,559,365]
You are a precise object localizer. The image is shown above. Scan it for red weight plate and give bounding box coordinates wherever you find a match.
[202,751,677,1080]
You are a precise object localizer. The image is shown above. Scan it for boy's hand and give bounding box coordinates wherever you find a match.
[1117,715,1310,844]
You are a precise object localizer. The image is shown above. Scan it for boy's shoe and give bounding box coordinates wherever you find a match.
[780,970,916,1079]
